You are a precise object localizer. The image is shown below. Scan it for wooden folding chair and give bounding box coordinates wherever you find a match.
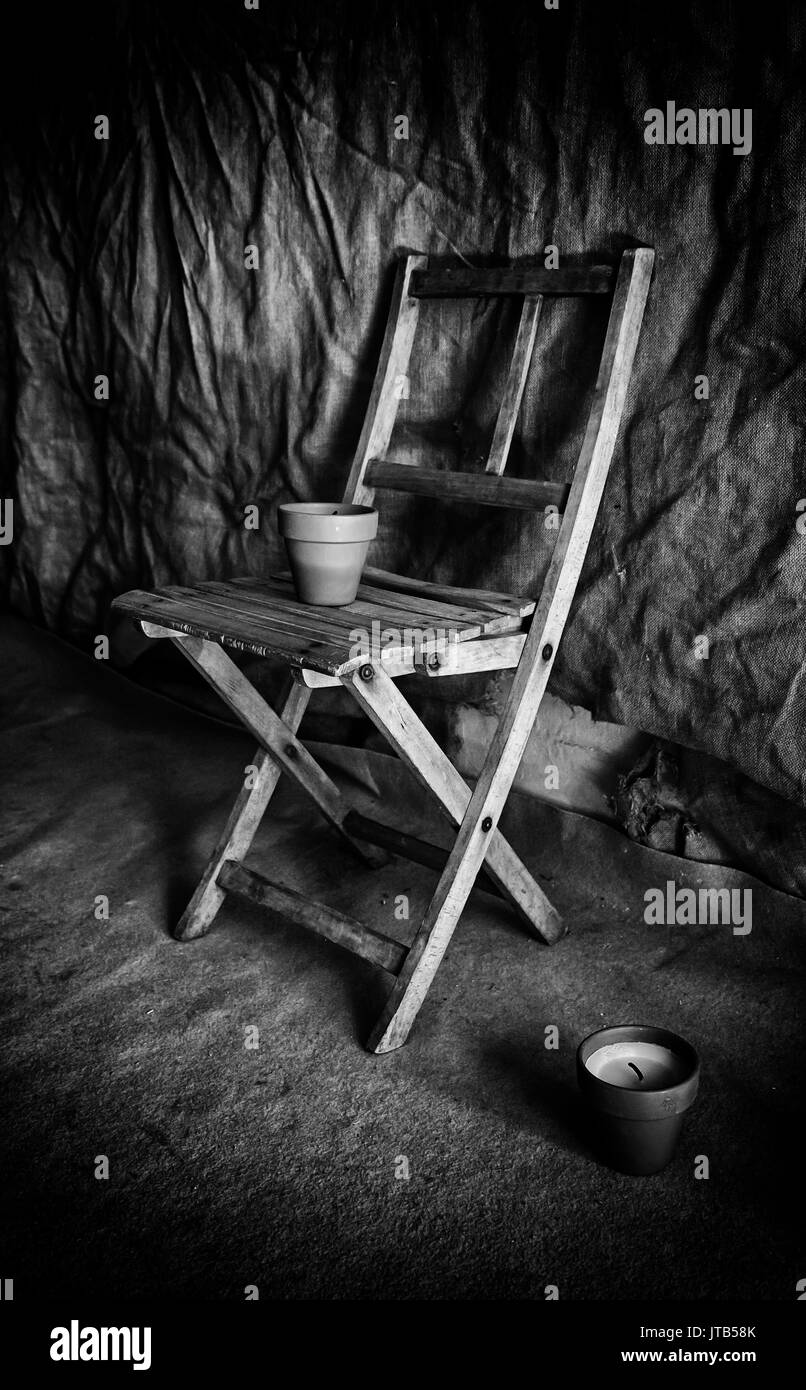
[113,248,654,1053]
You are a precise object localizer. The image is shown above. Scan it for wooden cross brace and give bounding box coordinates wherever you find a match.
[147,622,563,1052]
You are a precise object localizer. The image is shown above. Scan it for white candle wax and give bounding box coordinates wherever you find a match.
[585,1041,688,1090]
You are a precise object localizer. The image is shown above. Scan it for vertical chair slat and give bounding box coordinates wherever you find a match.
[343,253,428,507]
[485,295,542,475]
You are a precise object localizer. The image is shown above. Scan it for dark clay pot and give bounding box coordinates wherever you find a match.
[577,1024,700,1176]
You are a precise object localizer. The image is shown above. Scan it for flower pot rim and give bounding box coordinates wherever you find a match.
[278,502,377,516]
[577,1023,700,1120]
[278,502,378,546]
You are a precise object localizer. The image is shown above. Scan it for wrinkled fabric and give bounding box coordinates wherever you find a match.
[1,0,805,808]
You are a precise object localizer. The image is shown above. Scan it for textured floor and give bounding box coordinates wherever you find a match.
[1,615,804,1300]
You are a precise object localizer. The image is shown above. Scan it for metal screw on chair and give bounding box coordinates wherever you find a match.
[428,654,440,670]
[359,663,374,681]
[481,816,493,832]
[285,744,297,759]
[542,643,553,660]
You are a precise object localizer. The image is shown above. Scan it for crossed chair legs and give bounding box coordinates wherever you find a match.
[145,624,563,1053]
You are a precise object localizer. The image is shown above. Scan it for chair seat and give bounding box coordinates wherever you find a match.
[113,570,532,676]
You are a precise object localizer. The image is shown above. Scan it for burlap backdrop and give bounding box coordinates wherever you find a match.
[2,0,804,805]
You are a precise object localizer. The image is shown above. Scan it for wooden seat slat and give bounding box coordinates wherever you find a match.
[237,574,521,633]
[114,589,351,673]
[200,579,488,640]
[360,567,534,618]
[114,569,524,675]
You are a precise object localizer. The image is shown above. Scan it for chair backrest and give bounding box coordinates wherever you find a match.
[342,249,653,523]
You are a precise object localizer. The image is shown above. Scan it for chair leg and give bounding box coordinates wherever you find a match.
[341,664,563,944]
[175,678,311,941]
[369,677,565,1051]
[367,820,502,1053]
[340,662,564,1052]
[169,634,385,867]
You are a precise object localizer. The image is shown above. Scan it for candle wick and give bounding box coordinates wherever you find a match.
[628,1062,644,1081]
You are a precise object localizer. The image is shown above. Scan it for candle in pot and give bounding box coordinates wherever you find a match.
[584,1041,690,1090]
[576,1024,700,1175]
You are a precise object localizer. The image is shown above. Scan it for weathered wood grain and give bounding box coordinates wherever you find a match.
[175,678,311,941]
[365,461,570,511]
[170,635,384,866]
[115,588,350,672]
[486,296,542,475]
[410,264,614,298]
[266,573,519,632]
[360,567,535,618]
[342,663,563,946]
[116,572,521,675]
[344,253,428,507]
[344,811,504,901]
[422,632,526,676]
[219,861,406,974]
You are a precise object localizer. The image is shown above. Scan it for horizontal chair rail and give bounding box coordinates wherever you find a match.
[295,630,527,687]
[409,265,614,298]
[218,860,406,974]
[365,461,570,511]
[343,811,505,900]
